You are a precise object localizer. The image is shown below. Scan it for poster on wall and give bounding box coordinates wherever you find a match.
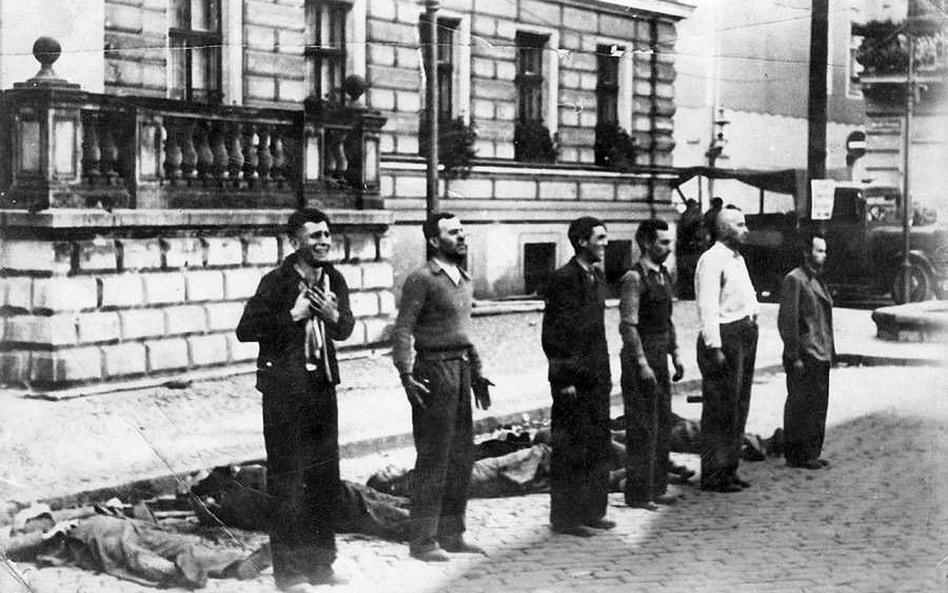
[810,179,836,220]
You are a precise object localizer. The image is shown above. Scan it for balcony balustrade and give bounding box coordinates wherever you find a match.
[0,38,385,212]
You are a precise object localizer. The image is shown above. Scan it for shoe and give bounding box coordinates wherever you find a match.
[730,475,751,489]
[410,547,451,562]
[585,518,616,530]
[816,458,830,467]
[550,524,597,537]
[701,481,743,493]
[669,464,697,481]
[283,583,319,593]
[787,459,823,470]
[308,566,347,586]
[626,500,659,511]
[441,538,487,555]
[233,543,272,580]
[653,493,680,506]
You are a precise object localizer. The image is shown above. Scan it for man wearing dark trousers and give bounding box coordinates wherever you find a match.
[541,216,615,537]
[236,208,354,592]
[778,231,834,470]
[392,212,493,562]
[619,219,685,510]
[694,207,760,493]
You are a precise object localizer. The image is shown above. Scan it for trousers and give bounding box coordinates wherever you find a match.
[409,351,474,552]
[783,355,830,464]
[263,371,339,590]
[621,333,672,504]
[696,318,758,486]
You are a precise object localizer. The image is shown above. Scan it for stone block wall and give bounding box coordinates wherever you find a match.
[367,0,680,167]
[0,210,395,390]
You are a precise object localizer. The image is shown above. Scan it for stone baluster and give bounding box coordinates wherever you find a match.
[242,123,258,182]
[211,121,229,182]
[180,119,198,181]
[227,121,244,185]
[163,118,184,183]
[81,111,101,184]
[195,120,214,182]
[271,126,286,184]
[257,124,272,183]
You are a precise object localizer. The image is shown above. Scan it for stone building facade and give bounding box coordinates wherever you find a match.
[0,0,693,391]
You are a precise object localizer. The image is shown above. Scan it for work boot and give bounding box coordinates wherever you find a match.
[410,545,451,562]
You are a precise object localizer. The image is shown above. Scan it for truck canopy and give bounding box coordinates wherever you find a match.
[672,166,806,196]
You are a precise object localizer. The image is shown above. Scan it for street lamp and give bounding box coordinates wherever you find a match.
[705,108,729,199]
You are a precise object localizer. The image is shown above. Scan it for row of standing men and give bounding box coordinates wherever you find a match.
[235,205,835,592]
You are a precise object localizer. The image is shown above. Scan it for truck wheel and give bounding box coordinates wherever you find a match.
[891,263,934,304]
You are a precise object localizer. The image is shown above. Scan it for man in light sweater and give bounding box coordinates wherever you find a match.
[392,212,493,562]
[694,206,760,493]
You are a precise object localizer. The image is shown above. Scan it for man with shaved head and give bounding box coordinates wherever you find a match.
[694,206,760,493]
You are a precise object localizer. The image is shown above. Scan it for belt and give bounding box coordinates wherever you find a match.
[415,348,469,362]
[721,315,757,328]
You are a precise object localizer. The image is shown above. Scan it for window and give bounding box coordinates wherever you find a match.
[169,0,222,104]
[306,1,350,100]
[523,242,556,295]
[596,44,621,126]
[516,32,547,124]
[419,17,460,123]
[846,33,864,98]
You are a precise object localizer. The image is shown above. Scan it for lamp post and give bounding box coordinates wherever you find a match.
[424,0,440,216]
[705,108,729,200]
[899,31,915,303]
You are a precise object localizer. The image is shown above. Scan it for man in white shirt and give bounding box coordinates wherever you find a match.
[694,207,760,493]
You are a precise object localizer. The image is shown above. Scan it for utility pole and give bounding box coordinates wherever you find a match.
[807,0,828,197]
[424,0,440,216]
[900,31,915,303]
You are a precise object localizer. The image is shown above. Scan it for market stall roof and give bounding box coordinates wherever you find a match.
[673,166,806,195]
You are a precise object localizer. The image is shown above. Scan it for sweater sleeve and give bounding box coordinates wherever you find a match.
[618,269,647,364]
[392,272,426,375]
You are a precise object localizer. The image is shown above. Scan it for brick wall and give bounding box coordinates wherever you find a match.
[0,210,395,390]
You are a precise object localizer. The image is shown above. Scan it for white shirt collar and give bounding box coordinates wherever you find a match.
[432,257,463,285]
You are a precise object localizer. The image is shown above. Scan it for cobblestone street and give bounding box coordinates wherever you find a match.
[5,363,946,593]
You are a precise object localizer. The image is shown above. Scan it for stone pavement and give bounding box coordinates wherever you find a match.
[1,301,947,592]
[6,364,947,593]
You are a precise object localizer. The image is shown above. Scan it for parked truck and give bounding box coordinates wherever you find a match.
[673,167,948,303]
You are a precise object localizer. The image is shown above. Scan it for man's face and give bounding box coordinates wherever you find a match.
[718,209,749,245]
[807,236,827,272]
[580,225,609,264]
[293,220,332,266]
[646,229,673,264]
[431,216,467,263]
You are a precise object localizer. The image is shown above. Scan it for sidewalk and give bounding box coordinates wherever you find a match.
[0,301,943,515]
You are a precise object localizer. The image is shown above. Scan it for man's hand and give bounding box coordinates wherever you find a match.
[307,286,340,323]
[710,348,726,368]
[401,373,430,409]
[472,376,494,411]
[672,353,685,382]
[638,361,657,386]
[42,520,77,541]
[558,385,578,400]
[791,359,805,374]
[290,288,315,322]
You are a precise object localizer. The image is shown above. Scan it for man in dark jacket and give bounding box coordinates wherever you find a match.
[778,231,834,470]
[236,208,354,592]
[541,216,615,537]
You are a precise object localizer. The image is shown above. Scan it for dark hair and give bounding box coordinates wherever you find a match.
[423,212,458,241]
[568,216,606,251]
[710,197,723,209]
[287,208,331,236]
[801,229,827,252]
[635,218,669,251]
